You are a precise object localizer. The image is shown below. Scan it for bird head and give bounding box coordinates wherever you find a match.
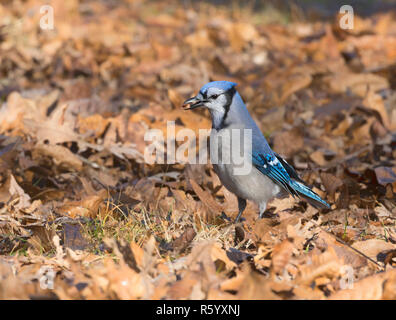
[182,81,237,114]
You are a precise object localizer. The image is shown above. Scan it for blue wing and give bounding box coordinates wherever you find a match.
[252,152,297,196]
[252,152,330,209]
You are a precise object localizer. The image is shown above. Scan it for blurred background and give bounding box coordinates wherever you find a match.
[0,0,395,300]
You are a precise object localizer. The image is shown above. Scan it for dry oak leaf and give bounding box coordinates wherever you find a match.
[226,22,260,51]
[0,174,32,210]
[167,241,234,299]
[167,271,199,300]
[320,172,344,200]
[326,73,389,97]
[185,29,214,50]
[0,261,42,299]
[171,227,197,253]
[0,91,59,133]
[220,269,246,293]
[269,196,297,213]
[236,264,279,300]
[103,258,147,300]
[271,239,295,276]
[23,104,83,146]
[185,241,236,293]
[189,178,223,221]
[207,287,238,300]
[272,128,304,158]
[374,166,396,192]
[363,91,391,129]
[77,114,110,138]
[352,239,396,262]
[292,284,326,300]
[57,190,107,219]
[167,89,184,109]
[33,143,83,171]
[279,73,312,104]
[382,270,396,300]
[330,269,396,300]
[315,229,367,269]
[296,246,345,285]
[310,150,327,167]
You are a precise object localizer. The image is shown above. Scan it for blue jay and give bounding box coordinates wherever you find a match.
[183,81,330,223]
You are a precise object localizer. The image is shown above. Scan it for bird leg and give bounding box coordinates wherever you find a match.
[259,202,277,218]
[235,197,247,223]
[258,202,267,219]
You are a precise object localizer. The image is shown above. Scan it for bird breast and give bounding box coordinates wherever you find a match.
[210,127,280,203]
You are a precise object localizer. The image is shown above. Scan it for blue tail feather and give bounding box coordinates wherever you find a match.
[252,151,330,209]
[290,180,330,209]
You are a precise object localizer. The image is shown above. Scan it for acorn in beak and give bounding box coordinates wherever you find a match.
[182,96,207,110]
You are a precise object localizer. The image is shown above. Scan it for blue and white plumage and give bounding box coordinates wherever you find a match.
[183,81,330,222]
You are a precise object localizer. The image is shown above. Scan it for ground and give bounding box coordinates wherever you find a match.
[0,0,395,299]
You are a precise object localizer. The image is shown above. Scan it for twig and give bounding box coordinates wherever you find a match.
[295,212,385,271]
[334,236,383,270]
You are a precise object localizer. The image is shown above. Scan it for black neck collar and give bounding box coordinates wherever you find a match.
[212,87,236,130]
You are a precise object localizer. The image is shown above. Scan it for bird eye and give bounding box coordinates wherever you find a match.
[210,94,219,99]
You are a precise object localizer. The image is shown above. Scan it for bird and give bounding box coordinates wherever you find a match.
[182,80,330,223]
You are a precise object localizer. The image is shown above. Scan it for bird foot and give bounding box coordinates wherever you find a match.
[234,216,246,224]
[259,211,278,219]
[221,212,245,223]
[220,212,232,222]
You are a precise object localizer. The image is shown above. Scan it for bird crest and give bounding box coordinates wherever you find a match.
[199,81,237,95]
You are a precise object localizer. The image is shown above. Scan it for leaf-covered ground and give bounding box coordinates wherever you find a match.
[0,0,395,300]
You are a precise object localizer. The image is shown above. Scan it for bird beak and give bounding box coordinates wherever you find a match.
[182,96,206,110]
